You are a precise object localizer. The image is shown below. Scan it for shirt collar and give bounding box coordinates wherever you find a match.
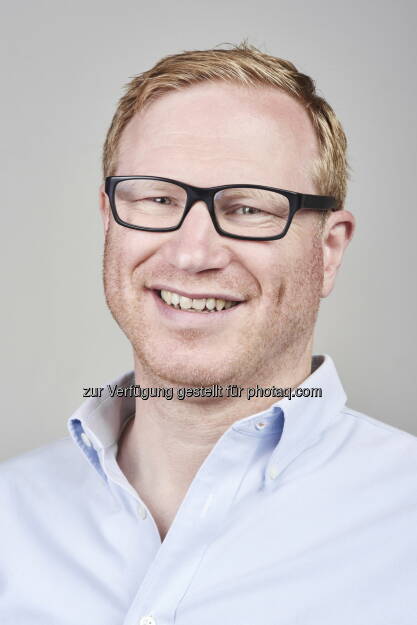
[67,354,347,480]
[265,354,347,476]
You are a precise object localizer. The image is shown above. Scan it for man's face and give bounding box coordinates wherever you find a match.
[101,82,324,387]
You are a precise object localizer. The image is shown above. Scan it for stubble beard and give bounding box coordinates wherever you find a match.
[103,230,324,389]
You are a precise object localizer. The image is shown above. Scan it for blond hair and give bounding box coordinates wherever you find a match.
[103,42,348,210]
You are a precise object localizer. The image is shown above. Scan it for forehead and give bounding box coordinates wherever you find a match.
[116,81,319,192]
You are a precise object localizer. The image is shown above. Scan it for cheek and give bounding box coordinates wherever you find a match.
[244,245,289,299]
[287,236,324,301]
[105,226,162,278]
[254,236,323,305]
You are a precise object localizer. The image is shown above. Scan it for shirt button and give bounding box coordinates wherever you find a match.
[255,421,267,430]
[81,432,92,447]
[139,616,156,625]
[137,502,147,520]
[268,465,279,480]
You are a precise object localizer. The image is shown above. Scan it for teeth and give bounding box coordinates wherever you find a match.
[192,298,206,311]
[159,290,239,312]
[179,296,192,310]
[161,290,172,305]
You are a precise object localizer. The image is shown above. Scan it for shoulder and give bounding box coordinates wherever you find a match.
[341,405,417,446]
[0,437,101,503]
[335,405,417,477]
[0,436,86,477]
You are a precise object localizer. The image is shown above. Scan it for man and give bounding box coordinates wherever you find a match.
[1,43,416,625]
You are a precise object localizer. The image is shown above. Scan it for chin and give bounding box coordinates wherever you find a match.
[134,345,239,388]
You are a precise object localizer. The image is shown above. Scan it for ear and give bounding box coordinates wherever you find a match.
[99,183,111,234]
[321,210,355,298]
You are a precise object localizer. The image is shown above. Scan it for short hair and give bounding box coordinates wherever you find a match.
[102,42,348,210]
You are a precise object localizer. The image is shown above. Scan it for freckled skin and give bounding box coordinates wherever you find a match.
[102,82,326,390]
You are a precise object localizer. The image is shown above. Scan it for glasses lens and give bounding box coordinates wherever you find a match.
[214,187,290,237]
[114,179,187,228]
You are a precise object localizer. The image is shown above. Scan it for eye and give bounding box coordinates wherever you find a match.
[147,196,172,204]
[235,206,263,215]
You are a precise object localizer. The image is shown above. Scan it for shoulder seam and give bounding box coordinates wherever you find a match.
[341,407,417,442]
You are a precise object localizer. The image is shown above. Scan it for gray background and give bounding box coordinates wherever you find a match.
[1,0,416,461]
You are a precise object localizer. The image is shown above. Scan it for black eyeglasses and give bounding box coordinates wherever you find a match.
[105,176,339,241]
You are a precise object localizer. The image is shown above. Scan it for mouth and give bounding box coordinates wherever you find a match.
[153,288,243,313]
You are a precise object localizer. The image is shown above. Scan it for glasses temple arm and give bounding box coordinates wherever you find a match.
[299,194,339,211]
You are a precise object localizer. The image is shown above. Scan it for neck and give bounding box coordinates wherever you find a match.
[117,339,314,540]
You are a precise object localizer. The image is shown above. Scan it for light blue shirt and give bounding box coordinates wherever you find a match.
[1,355,417,625]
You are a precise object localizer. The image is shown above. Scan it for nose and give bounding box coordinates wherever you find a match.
[159,200,233,274]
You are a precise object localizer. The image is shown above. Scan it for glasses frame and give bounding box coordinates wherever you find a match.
[105,175,339,241]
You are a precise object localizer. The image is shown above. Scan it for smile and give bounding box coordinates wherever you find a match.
[157,289,240,313]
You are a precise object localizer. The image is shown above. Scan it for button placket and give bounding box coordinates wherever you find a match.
[123,427,263,625]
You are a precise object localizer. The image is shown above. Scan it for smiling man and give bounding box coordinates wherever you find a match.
[1,43,417,625]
